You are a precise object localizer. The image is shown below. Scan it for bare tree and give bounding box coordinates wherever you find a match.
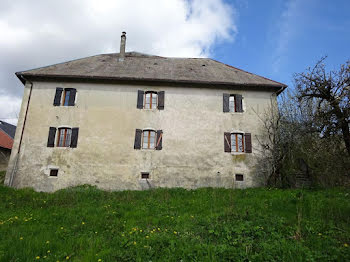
[294,58,350,155]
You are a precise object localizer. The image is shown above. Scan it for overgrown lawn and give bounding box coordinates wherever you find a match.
[0,179,349,261]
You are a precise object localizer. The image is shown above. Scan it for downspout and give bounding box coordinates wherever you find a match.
[8,76,33,187]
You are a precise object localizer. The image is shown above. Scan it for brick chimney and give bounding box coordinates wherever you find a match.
[119,32,126,62]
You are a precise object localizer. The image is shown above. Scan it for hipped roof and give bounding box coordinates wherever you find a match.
[16,52,287,93]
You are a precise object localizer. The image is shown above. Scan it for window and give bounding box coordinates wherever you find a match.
[231,133,245,153]
[53,88,76,106]
[57,128,72,147]
[223,93,243,112]
[137,90,165,110]
[144,92,157,109]
[235,174,244,181]
[63,89,71,106]
[141,172,150,179]
[142,130,156,149]
[224,132,252,153]
[134,129,163,150]
[47,127,79,148]
[229,96,235,112]
[50,169,58,177]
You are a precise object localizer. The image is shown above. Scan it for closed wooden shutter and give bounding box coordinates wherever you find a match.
[70,128,79,148]
[223,93,230,112]
[47,127,56,147]
[68,89,76,106]
[235,94,243,112]
[158,91,165,110]
[137,90,144,109]
[134,129,142,149]
[53,88,63,106]
[156,130,163,150]
[245,133,252,153]
[224,132,231,152]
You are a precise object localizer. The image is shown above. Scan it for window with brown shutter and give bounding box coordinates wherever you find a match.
[47,127,79,148]
[224,93,244,113]
[70,128,79,148]
[224,132,231,152]
[156,130,163,150]
[47,127,57,147]
[137,90,144,109]
[54,88,76,106]
[157,91,165,110]
[135,129,163,150]
[53,88,63,106]
[134,129,142,149]
[225,132,252,153]
[137,91,165,110]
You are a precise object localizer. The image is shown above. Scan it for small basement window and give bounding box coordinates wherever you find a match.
[141,172,150,179]
[235,174,244,181]
[50,169,58,177]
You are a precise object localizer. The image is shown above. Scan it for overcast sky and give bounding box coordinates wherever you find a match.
[0,0,349,125]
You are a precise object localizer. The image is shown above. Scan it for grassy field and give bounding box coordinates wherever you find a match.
[0,171,349,261]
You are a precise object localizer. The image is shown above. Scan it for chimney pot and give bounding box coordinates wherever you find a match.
[119,31,126,62]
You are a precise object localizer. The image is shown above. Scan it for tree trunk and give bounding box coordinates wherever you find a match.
[331,100,350,156]
[340,120,350,156]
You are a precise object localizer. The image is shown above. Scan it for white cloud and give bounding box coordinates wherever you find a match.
[0,95,21,125]
[0,0,237,124]
[271,0,302,73]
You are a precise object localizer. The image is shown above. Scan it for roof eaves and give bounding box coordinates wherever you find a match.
[17,73,285,91]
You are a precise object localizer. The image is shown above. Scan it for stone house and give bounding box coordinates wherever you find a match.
[0,120,16,171]
[5,33,286,192]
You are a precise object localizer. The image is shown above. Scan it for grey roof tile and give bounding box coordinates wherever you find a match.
[17,52,287,89]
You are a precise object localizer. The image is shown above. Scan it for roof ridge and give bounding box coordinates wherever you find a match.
[209,58,287,87]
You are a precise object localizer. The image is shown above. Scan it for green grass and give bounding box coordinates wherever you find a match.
[0,181,349,262]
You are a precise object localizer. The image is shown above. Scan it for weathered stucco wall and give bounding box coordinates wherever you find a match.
[5,81,276,191]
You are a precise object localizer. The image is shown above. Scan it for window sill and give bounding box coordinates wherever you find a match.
[227,112,244,114]
[231,152,245,155]
[141,108,159,111]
